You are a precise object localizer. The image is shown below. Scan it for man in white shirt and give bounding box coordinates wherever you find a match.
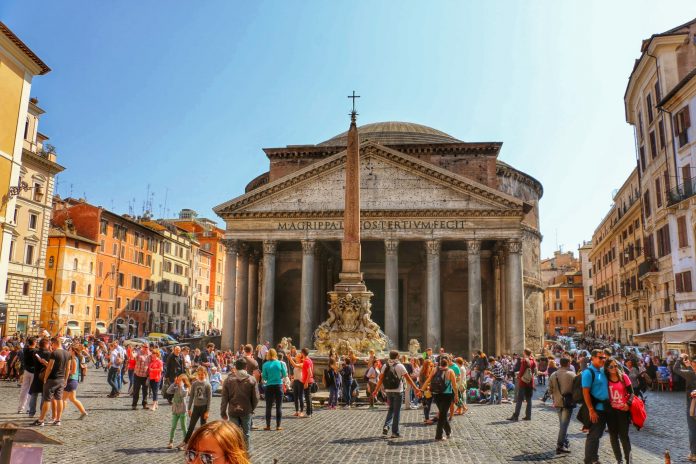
[372,350,421,439]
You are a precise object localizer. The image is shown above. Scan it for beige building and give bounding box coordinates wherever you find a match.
[214,120,544,355]
[5,99,63,334]
[191,245,213,333]
[0,23,51,335]
[578,241,595,335]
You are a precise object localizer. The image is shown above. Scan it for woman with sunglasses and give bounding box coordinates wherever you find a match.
[184,420,250,464]
[605,357,634,464]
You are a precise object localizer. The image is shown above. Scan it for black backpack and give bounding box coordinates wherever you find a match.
[430,369,446,394]
[572,369,594,405]
[383,364,401,389]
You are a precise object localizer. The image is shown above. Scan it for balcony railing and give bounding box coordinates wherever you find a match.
[668,177,696,206]
[638,258,658,277]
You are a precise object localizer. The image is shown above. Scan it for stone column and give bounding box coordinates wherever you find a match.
[384,239,399,348]
[493,246,503,356]
[425,239,441,350]
[259,240,277,345]
[234,243,249,348]
[506,240,525,353]
[467,240,482,357]
[220,239,238,350]
[246,250,259,345]
[300,239,316,349]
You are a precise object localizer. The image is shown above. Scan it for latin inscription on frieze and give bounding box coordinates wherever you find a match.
[277,220,468,231]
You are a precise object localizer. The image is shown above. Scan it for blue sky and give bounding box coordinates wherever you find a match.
[2,1,696,257]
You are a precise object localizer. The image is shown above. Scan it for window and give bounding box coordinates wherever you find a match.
[96,306,101,319]
[86,306,90,316]
[676,271,693,293]
[98,261,103,277]
[569,316,576,325]
[73,258,79,271]
[567,289,573,299]
[569,301,574,310]
[644,190,651,217]
[100,220,108,235]
[87,284,92,296]
[674,106,691,148]
[118,273,124,286]
[646,93,654,123]
[48,256,54,268]
[22,282,29,295]
[46,279,53,292]
[25,244,34,265]
[639,146,646,173]
[28,213,38,230]
[656,224,671,257]
[69,305,74,315]
[649,131,657,159]
[100,240,105,252]
[658,120,666,149]
[555,289,560,299]
[33,183,43,202]
[97,285,102,297]
[113,243,118,256]
[678,216,689,248]
[71,281,77,294]
[589,285,593,296]
[655,177,662,208]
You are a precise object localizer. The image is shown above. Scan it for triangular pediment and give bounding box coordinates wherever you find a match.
[214,142,524,217]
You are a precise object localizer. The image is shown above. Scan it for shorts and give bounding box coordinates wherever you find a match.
[64,379,79,393]
[43,378,65,400]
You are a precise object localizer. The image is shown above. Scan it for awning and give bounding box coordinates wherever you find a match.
[96,322,106,328]
[116,324,127,330]
[634,321,696,343]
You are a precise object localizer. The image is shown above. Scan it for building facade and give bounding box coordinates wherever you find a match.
[215,120,544,355]
[578,241,595,335]
[544,271,585,337]
[590,203,622,341]
[0,22,50,334]
[41,225,97,336]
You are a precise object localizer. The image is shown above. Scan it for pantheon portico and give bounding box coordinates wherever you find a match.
[214,122,544,356]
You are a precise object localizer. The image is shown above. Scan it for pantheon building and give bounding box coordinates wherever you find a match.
[214,121,544,356]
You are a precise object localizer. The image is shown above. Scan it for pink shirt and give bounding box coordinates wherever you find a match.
[608,373,632,409]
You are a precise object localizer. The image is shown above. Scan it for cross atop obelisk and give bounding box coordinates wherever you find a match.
[338,91,364,290]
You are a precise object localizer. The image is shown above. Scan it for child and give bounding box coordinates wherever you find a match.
[167,374,190,449]
[148,349,163,410]
[183,367,212,444]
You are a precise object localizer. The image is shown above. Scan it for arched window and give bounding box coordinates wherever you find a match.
[70,281,77,294]
[48,256,54,268]
[87,284,92,296]
[90,262,94,273]
[46,279,53,292]
[23,117,29,140]
[73,258,78,271]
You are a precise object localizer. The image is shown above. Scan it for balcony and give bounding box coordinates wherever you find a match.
[668,177,696,206]
[638,258,658,277]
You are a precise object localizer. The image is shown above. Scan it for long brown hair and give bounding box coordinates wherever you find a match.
[186,420,250,464]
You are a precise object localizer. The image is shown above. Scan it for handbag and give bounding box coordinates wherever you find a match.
[556,376,575,409]
[310,381,319,393]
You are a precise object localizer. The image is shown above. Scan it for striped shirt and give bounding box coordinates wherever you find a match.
[134,352,151,378]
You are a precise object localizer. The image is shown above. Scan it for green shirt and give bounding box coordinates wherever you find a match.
[449,364,461,377]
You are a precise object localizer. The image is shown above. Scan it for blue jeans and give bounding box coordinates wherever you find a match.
[107,367,121,395]
[230,415,252,451]
[342,378,352,406]
[383,392,403,435]
[328,385,338,407]
[28,392,42,416]
[556,407,572,449]
[491,379,503,404]
[584,409,606,464]
[688,404,696,455]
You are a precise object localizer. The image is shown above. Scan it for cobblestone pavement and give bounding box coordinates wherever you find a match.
[0,370,691,463]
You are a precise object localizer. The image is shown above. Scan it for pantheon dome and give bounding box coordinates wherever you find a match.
[317,121,463,146]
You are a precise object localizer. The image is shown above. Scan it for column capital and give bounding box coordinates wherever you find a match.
[425,239,441,256]
[301,239,316,255]
[385,239,399,255]
[466,240,481,255]
[249,249,261,263]
[238,242,250,256]
[221,239,239,255]
[262,239,277,255]
[506,240,522,254]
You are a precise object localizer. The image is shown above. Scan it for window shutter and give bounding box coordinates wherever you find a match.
[676,273,684,293]
[686,271,693,293]
[684,106,691,129]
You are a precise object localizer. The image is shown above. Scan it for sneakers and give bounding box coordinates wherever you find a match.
[79,413,88,420]
[31,419,44,427]
[382,426,389,437]
[52,420,61,426]
[389,433,401,439]
[556,447,571,455]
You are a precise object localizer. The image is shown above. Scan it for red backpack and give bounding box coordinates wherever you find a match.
[630,396,647,430]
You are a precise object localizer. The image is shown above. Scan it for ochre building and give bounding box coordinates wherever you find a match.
[215,121,544,356]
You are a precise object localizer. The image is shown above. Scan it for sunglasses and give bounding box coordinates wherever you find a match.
[596,356,606,360]
[185,450,219,464]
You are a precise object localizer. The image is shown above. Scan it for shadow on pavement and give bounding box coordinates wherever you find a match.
[510,451,560,461]
[330,436,383,445]
[114,447,176,455]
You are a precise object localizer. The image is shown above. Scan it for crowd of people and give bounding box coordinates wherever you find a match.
[2,330,696,464]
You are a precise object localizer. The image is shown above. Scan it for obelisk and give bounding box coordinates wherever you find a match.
[313,93,388,355]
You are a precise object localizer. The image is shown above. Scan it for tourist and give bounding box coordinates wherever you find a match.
[605,356,633,463]
[17,336,37,414]
[673,354,696,462]
[365,357,380,408]
[148,348,163,411]
[371,350,421,439]
[341,356,354,408]
[261,348,287,430]
[126,345,136,394]
[165,345,184,404]
[421,356,457,441]
[28,337,50,417]
[184,366,213,444]
[107,342,124,398]
[62,344,88,419]
[419,358,435,424]
[242,344,259,377]
[185,420,251,464]
[325,358,341,409]
[490,356,505,405]
[221,358,259,450]
[131,344,151,410]
[288,350,304,416]
[167,373,190,449]
[34,337,70,426]
[508,348,536,421]
[209,367,222,395]
[300,348,314,417]
[182,346,192,374]
[582,349,609,464]
[202,343,218,375]
[547,357,575,455]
